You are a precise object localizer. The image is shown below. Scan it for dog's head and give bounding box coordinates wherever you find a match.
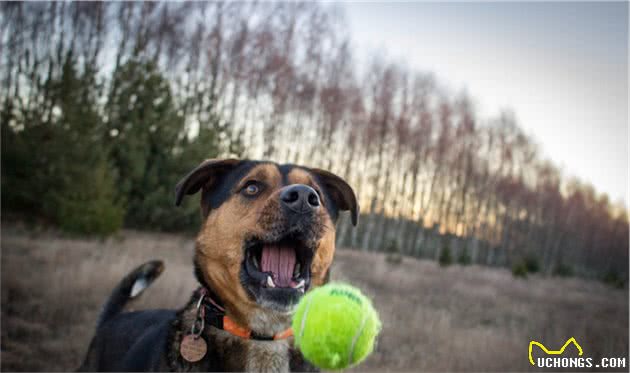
[175,159,358,329]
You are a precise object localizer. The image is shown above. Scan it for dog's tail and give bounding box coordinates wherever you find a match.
[96,260,165,329]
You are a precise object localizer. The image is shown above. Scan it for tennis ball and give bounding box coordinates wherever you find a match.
[292,282,381,370]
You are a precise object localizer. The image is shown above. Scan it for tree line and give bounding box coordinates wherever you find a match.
[1,2,627,282]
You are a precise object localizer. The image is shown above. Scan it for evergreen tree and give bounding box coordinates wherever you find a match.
[105,60,227,231]
[2,54,124,235]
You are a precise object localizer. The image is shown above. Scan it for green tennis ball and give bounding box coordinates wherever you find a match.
[292,282,381,370]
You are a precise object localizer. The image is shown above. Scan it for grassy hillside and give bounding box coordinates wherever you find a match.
[1,223,627,371]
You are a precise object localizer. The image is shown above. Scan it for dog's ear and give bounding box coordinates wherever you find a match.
[310,168,359,226]
[175,159,241,215]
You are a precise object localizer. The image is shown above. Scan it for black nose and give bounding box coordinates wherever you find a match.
[280,184,320,214]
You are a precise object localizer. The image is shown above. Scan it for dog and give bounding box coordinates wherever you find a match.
[79,159,359,372]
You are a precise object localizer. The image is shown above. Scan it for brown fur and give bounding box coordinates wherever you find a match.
[167,160,345,371]
[80,159,357,371]
[194,163,337,331]
[167,294,295,372]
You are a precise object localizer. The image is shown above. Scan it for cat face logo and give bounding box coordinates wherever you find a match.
[528,337,583,366]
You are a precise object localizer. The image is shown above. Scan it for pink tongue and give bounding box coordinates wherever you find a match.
[260,245,296,287]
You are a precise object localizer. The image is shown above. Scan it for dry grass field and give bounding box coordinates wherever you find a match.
[1,222,628,372]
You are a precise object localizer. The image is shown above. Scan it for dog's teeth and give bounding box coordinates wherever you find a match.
[252,255,259,269]
[266,275,275,288]
[292,279,305,289]
[293,263,301,277]
[299,288,305,293]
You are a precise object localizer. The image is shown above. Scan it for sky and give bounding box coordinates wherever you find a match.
[343,1,628,206]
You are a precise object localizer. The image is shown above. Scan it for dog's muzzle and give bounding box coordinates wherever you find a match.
[239,186,324,309]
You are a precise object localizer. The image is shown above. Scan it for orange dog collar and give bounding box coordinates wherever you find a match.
[223,316,293,340]
[196,287,293,341]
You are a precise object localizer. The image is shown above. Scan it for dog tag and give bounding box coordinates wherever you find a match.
[180,334,207,362]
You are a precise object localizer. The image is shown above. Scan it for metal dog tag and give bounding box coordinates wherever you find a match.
[180,334,207,362]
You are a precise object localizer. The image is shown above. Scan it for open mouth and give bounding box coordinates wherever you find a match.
[242,236,313,296]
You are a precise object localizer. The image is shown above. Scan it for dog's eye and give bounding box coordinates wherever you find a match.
[242,182,261,197]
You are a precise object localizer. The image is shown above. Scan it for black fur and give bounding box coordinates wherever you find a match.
[81,160,358,372]
[205,160,261,211]
[79,268,316,372]
[80,309,176,371]
[207,161,346,224]
[79,260,170,371]
[96,260,164,329]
